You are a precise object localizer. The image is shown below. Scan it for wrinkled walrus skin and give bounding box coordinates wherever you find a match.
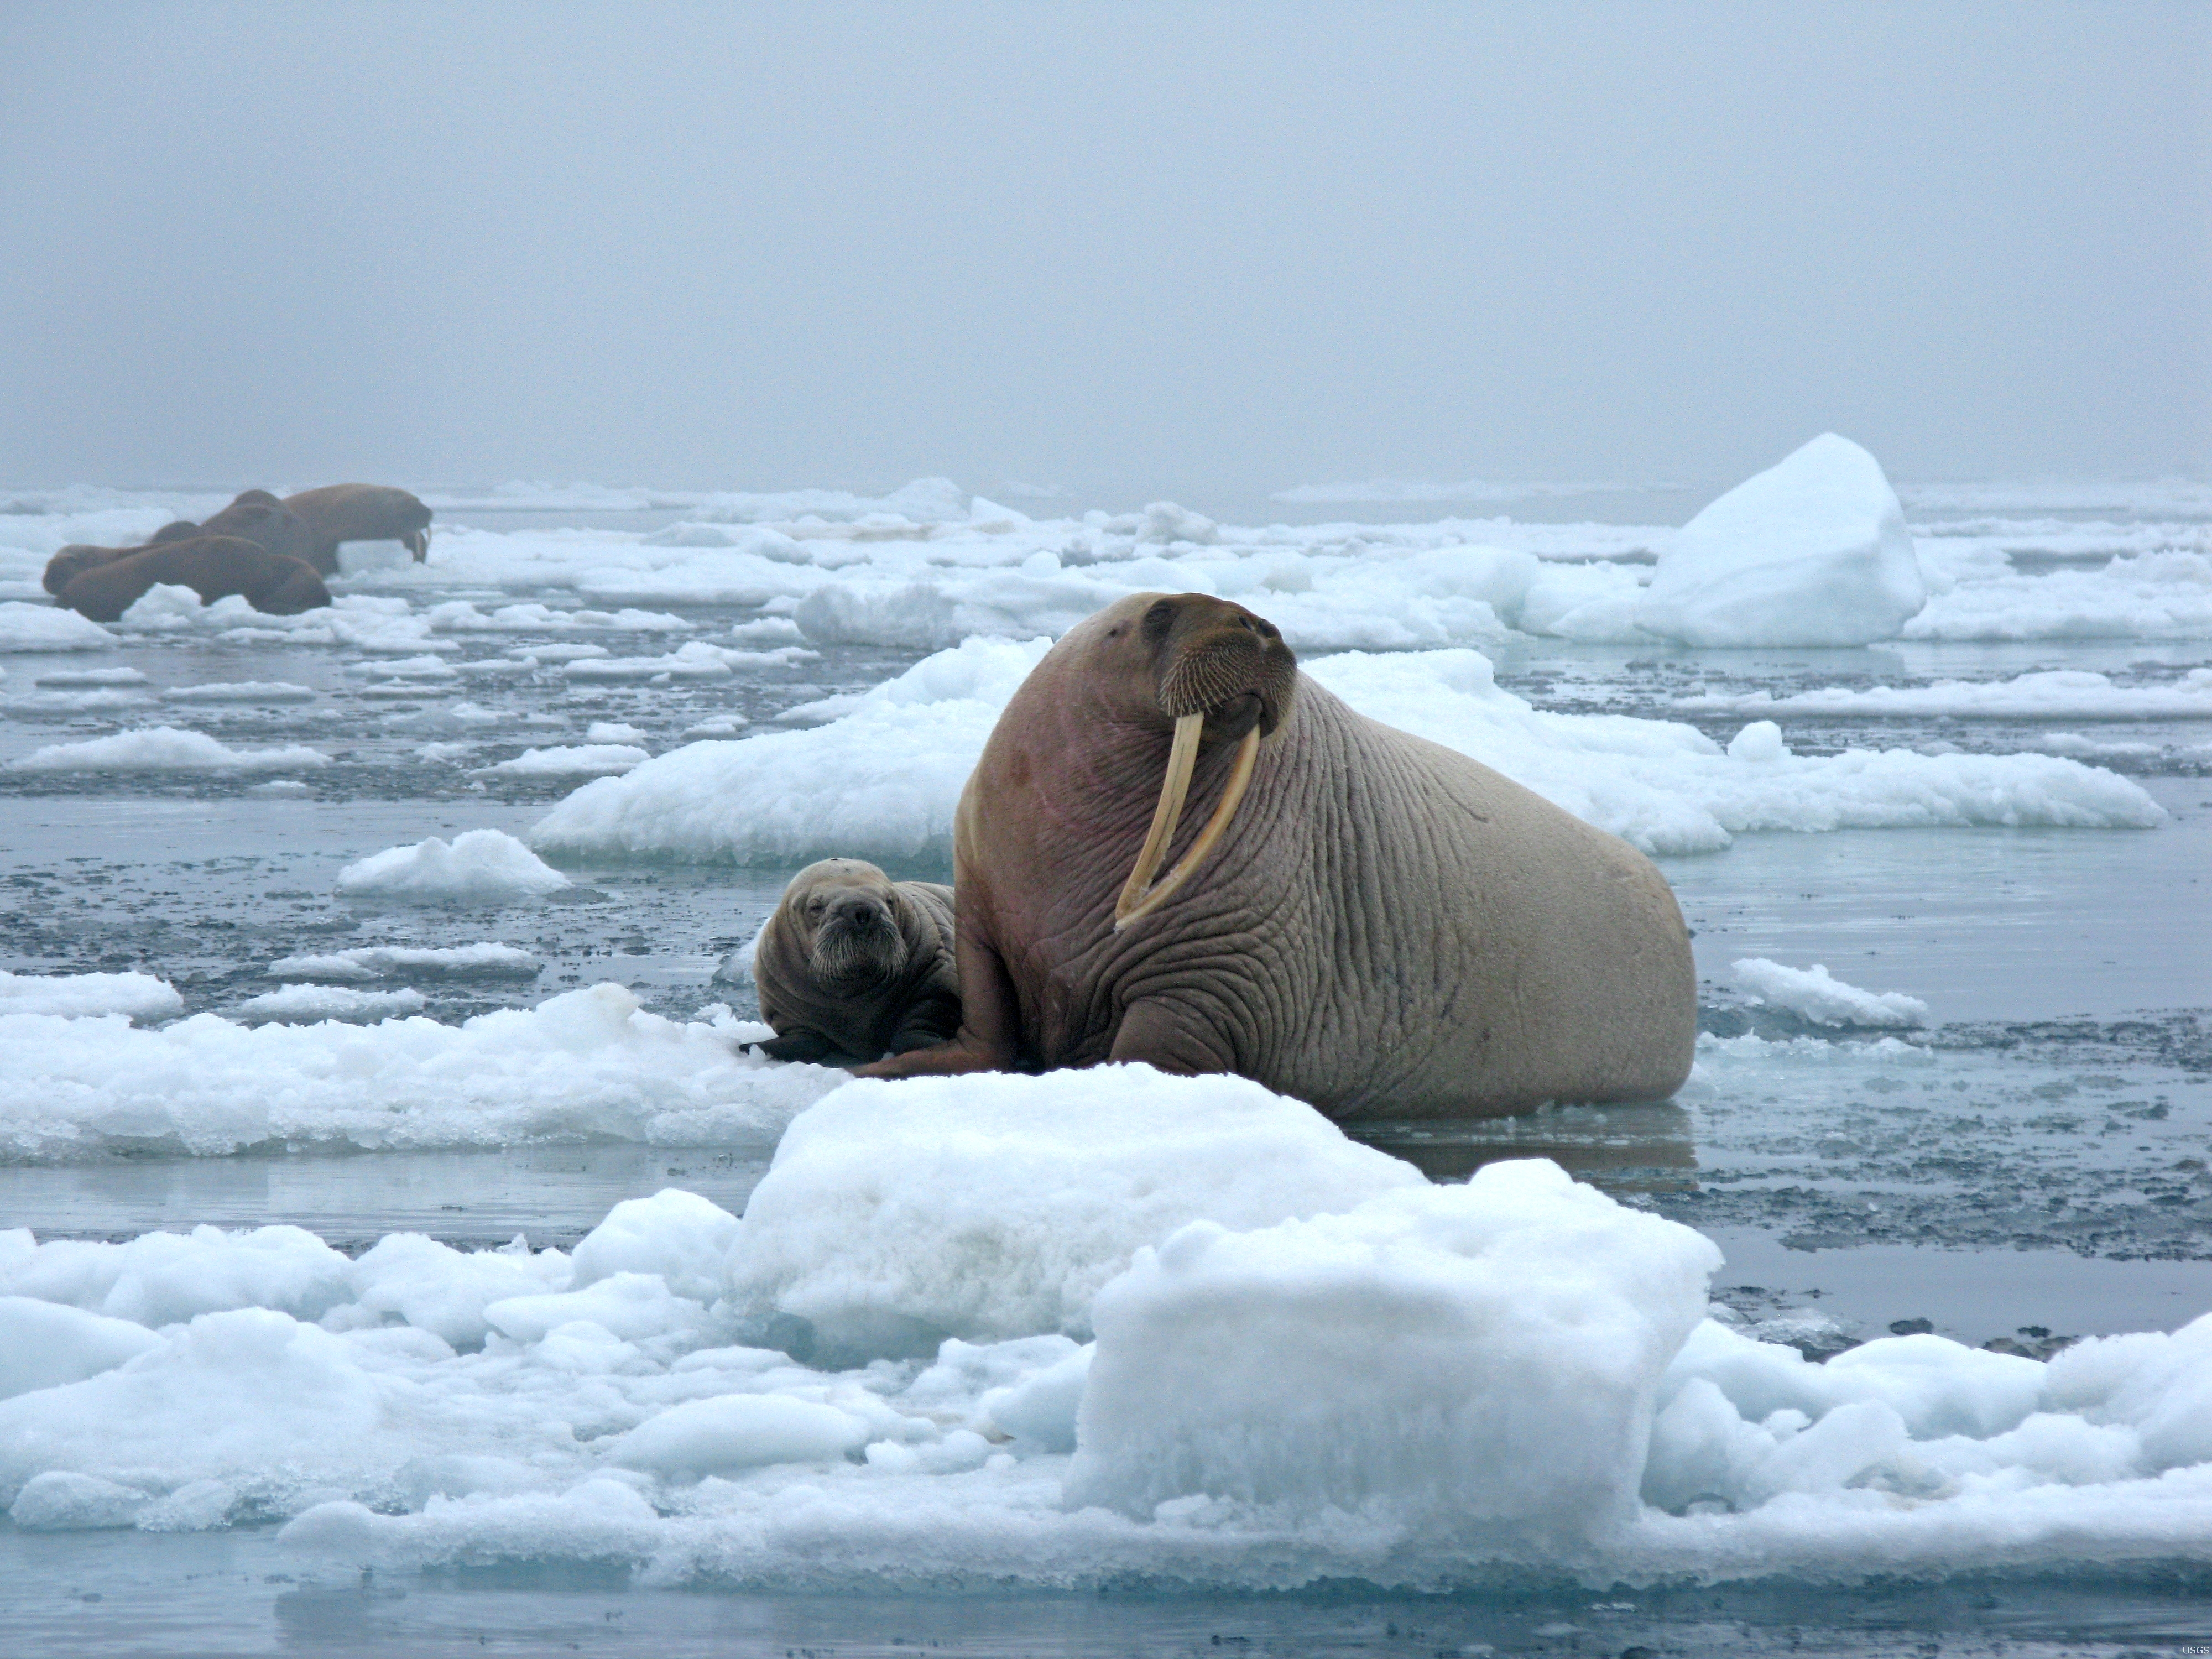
[862,592,1697,1118]
[56,536,333,622]
[283,484,433,574]
[750,859,962,1065]
[197,489,318,567]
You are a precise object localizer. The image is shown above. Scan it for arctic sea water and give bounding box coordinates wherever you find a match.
[0,449,2208,1655]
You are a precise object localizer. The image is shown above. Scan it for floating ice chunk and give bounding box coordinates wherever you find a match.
[0,969,181,1021]
[159,681,316,703]
[1726,721,1787,763]
[562,641,813,682]
[427,601,692,634]
[1066,1161,1720,1544]
[336,829,571,902]
[0,1297,163,1399]
[1136,502,1219,545]
[1636,435,1927,646]
[1729,959,1930,1027]
[586,722,646,743]
[246,780,312,796]
[0,983,833,1162]
[481,1271,707,1344]
[725,1066,1425,1360]
[570,1191,739,1307]
[7,727,331,774]
[235,984,429,1024]
[1906,550,2212,641]
[980,1343,1092,1453]
[1681,667,2212,721]
[345,654,456,680]
[0,601,119,652]
[0,1223,355,1327]
[530,636,1051,865]
[607,1394,869,1478]
[266,943,542,982]
[346,1234,572,1350]
[32,666,145,686]
[7,1470,151,1531]
[478,744,649,778]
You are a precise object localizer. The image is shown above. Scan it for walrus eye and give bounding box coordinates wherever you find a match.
[1141,599,1176,644]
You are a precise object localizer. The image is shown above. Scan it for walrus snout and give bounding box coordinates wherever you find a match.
[811,890,909,981]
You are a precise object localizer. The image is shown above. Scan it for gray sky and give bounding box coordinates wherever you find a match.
[2,2,2206,502]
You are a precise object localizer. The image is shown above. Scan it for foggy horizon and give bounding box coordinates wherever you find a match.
[3,2,2206,502]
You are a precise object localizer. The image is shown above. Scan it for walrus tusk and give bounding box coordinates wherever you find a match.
[1113,722,1260,930]
[1114,713,1202,923]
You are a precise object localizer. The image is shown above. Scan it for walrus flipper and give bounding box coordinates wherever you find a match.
[748,1029,847,1064]
[885,989,963,1055]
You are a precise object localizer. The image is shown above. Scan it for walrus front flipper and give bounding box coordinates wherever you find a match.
[748,1029,846,1064]
[885,989,963,1056]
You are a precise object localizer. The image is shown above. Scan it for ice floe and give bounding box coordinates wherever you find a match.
[0,603,119,653]
[1679,667,2212,721]
[0,970,182,1021]
[1635,435,1927,647]
[0,983,837,1160]
[477,743,650,778]
[157,682,318,704]
[0,1065,2199,1587]
[336,830,572,902]
[1728,958,1930,1028]
[6,728,331,774]
[234,985,430,1024]
[1903,550,2212,640]
[265,943,542,982]
[533,639,2165,867]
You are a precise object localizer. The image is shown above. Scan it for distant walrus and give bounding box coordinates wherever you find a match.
[44,518,231,594]
[56,535,332,622]
[198,489,317,566]
[283,484,433,574]
[861,591,1697,1117]
[748,858,962,1064]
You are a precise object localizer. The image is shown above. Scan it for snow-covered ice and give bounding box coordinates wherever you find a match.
[1727,958,1931,1028]
[0,970,182,1022]
[265,943,542,982]
[157,682,317,704]
[724,1066,1426,1360]
[535,638,2164,867]
[0,983,839,1160]
[234,985,430,1024]
[1635,435,1928,647]
[478,743,650,778]
[335,830,573,902]
[1679,667,2212,721]
[0,602,118,653]
[7,728,331,774]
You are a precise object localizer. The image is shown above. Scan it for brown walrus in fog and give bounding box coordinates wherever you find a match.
[56,536,332,623]
[43,521,202,595]
[283,484,433,573]
[747,858,962,1063]
[197,489,317,566]
[860,592,1696,1117]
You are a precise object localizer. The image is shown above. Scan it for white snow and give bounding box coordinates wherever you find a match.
[1636,435,1928,647]
[266,943,542,982]
[1728,958,1931,1028]
[1679,667,2212,721]
[0,970,182,1021]
[0,983,839,1160]
[478,744,649,778]
[725,1067,1426,1361]
[1906,550,2212,641]
[235,985,430,1024]
[6,727,331,774]
[0,602,118,653]
[335,830,572,902]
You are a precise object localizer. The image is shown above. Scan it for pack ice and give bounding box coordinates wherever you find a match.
[0,1066,2202,1589]
[1635,434,1928,647]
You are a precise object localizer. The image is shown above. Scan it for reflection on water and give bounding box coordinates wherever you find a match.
[1350,1101,1698,1193]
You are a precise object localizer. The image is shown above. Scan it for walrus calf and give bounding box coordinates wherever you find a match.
[56,536,332,622]
[749,858,961,1063]
[862,592,1697,1117]
[283,484,433,573]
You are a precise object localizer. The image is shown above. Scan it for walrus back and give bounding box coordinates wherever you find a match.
[58,537,331,623]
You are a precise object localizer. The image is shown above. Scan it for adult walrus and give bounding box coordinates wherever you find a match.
[283,484,433,573]
[42,521,202,596]
[56,536,332,622]
[198,489,317,566]
[860,592,1696,1117]
[748,858,962,1063]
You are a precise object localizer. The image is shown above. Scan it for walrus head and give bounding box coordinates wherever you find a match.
[788,859,911,986]
[1099,593,1297,930]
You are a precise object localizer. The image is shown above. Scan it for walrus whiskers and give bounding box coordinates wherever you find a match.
[1113,723,1260,930]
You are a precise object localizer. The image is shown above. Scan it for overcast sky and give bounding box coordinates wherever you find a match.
[2,2,2205,502]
